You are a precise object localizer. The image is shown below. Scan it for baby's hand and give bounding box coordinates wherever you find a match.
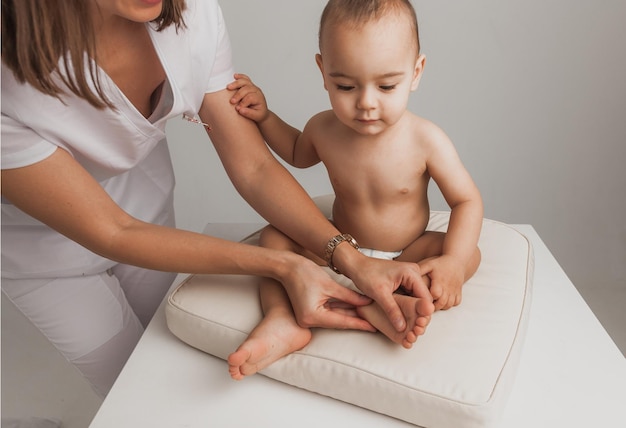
[227,73,269,123]
[418,255,465,311]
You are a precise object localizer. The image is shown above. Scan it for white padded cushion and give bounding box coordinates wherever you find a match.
[166,203,533,428]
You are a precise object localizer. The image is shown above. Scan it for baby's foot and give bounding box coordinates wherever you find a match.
[356,294,434,349]
[227,309,312,380]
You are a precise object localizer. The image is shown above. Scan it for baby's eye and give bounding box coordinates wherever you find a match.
[379,85,397,91]
[336,85,354,91]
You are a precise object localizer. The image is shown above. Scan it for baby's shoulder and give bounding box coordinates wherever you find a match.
[306,110,336,128]
[303,110,339,136]
[406,113,451,147]
[407,112,440,134]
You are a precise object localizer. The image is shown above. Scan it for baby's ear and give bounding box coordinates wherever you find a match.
[411,54,426,91]
[315,53,329,91]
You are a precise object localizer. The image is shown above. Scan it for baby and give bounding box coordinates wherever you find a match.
[227,0,483,380]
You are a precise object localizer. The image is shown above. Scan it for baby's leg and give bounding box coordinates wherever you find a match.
[228,226,312,380]
[356,294,434,349]
[395,231,445,267]
[228,277,312,380]
[397,231,481,310]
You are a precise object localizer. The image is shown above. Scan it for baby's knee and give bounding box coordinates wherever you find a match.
[259,225,299,252]
[258,225,276,246]
[259,225,283,246]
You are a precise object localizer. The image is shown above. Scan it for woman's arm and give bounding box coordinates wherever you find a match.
[2,147,284,277]
[200,88,337,257]
[1,146,374,330]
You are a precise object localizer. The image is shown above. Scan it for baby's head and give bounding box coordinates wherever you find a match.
[315,0,425,136]
[318,0,420,57]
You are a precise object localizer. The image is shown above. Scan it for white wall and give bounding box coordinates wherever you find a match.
[169,0,626,333]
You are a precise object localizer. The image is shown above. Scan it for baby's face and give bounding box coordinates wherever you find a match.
[317,13,423,136]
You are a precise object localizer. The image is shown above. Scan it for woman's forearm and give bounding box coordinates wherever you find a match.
[102,219,296,280]
[202,88,340,260]
[1,148,297,281]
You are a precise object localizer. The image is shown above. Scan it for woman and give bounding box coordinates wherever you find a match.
[1,0,428,398]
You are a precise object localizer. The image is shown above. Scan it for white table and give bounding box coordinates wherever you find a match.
[89,224,626,427]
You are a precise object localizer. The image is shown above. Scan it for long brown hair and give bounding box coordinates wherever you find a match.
[1,0,187,109]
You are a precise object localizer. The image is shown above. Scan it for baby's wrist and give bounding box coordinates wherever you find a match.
[259,112,271,124]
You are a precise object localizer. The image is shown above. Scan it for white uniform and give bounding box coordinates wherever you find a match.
[1,0,235,397]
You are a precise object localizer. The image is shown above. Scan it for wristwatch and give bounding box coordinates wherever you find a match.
[324,233,360,274]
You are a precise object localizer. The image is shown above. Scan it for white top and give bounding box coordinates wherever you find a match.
[1,0,235,279]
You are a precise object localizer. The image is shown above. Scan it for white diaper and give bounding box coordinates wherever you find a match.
[358,247,403,260]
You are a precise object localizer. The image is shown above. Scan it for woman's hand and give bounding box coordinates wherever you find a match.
[334,247,434,332]
[279,255,376,332]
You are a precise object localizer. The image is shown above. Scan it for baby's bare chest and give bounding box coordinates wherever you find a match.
[322,139,428,199]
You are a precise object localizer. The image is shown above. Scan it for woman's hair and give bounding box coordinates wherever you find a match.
[319,0,420,53]
[1,0,186,109]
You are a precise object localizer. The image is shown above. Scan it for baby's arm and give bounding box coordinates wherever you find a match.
[228,74,319,168]
[420,122,483,310]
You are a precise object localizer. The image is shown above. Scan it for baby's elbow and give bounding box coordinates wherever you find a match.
[292,158,319,169]
[292,150,321,169]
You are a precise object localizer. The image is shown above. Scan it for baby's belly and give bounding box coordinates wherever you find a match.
[333,205,430,252]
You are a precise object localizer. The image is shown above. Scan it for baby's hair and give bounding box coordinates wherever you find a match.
[1,0,186,109]
[319,0,420,53]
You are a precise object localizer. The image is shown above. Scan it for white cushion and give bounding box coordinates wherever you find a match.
[166,202,533,428]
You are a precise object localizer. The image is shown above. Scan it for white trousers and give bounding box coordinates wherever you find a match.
[2,264,176,398]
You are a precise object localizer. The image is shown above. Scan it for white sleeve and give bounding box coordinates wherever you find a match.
[205,4,235,94]
[1,112,57,170]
